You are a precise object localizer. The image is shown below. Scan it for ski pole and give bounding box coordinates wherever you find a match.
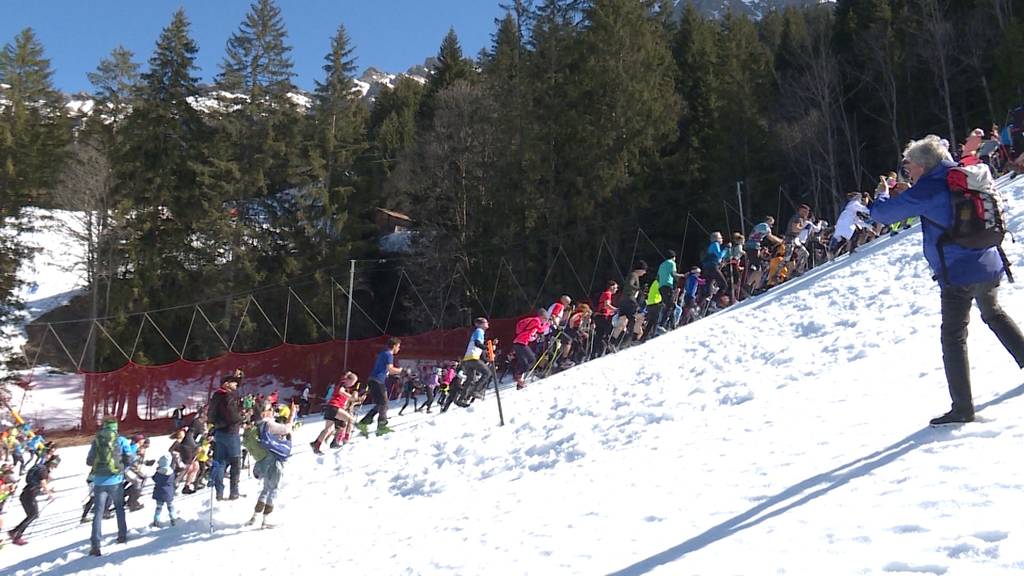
[208,481,213,534]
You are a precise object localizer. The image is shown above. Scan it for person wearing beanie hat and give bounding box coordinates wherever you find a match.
[150,455,176,528]
[84,415,131,556]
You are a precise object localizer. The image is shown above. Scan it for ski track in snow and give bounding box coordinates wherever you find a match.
[5,175,1024,574]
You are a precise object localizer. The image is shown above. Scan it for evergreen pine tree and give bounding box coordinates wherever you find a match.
[110,9,221,358]
[419,28,475,125]
[661,3,721,240]
[307,23,372,261]
[0,28,68,396]
[218,0,295,99]
[87,46,140,131]
[211,0,310,311]
[0,28,68,208]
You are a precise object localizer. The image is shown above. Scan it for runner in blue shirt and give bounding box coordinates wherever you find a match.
[357,337,403,437]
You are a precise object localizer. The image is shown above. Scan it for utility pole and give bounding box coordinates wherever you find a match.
[343,259,355,370]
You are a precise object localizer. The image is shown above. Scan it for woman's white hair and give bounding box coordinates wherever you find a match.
[903,135,952,172]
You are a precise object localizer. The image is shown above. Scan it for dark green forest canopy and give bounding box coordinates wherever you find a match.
[3,0,1024,373]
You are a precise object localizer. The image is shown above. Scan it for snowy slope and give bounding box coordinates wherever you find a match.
[3,209,87,428]
[5,175,1024,575]
[14,209,86,322]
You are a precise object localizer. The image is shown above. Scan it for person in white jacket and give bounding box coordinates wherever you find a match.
[829,192,870,257]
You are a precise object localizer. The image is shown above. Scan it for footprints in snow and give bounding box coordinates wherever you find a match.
[884,526,1010,573]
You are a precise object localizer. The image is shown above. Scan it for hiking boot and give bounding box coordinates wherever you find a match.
[88,547,101,556]
[246,514,260,526]
[929,410,975,426]
[310,441,322,455]
[228,493,243,501]
[516,382,526,390]
[170,518,176,527]
[116,535,127,544]
[356,422,369,438]
[329,442,341,449]
[375,425,394,437]
[150,521,161,529]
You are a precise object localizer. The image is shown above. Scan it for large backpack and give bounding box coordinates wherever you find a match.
[258,422,292,462]
[242,425,268,464]
[89,428,124,477]
[942,163,1014,283]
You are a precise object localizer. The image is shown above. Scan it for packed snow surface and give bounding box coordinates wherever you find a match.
[5,176,1024,575]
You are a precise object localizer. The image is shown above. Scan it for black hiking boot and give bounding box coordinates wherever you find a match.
[929,410,975,426]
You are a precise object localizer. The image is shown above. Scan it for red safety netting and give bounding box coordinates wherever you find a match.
[77,318,517,432]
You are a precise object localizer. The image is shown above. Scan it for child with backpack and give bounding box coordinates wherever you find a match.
[150,455,176,528]
[246,401,294,529]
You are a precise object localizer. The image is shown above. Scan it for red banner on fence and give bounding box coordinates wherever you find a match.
[76,319,517,432]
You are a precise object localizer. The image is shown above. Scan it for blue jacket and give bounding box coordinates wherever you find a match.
[870,160,1005,287]
[703,241,727,268]
[152,471,175,503]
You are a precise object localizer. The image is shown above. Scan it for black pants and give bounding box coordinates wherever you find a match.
[358,379,389,428]
[658,286,674,327]
[702,265,728,299]
[513,343,537,379]
[421,386,436,411]
[126,480,142,509]
[10,490,38,539]
[644,303,663,341]
[940,279,1024,415]
[399,382,418,414]
[441,380,460,412]
[462,359,490,390]
[592,316,613,357]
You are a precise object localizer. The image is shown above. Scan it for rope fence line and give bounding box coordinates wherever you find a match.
[19,221,729,378]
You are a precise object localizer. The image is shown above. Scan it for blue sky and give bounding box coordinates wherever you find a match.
[1,0,508,93]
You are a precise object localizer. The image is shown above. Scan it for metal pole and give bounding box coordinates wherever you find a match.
[492,366,504,426]
[736,181,746,236]
[344,260,355,371]
[208,483,213,533]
